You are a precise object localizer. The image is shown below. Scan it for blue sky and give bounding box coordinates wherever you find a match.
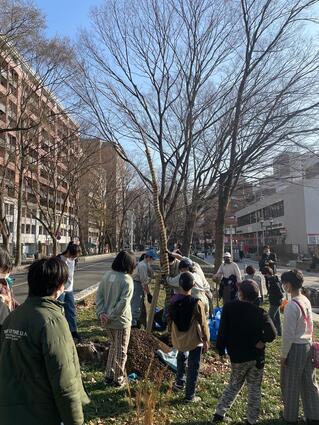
[34,0,103,39]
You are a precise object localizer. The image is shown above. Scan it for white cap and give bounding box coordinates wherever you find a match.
[224,252,232,258]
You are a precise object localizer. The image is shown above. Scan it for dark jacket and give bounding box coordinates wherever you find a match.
[216,300,276,365]
[259,253,277,272]
[0,296,89,425]
[266,275,283,306]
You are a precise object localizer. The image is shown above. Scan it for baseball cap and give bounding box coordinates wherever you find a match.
[224,252,232,258]
[145,249,159,260]
[178,257,193,270]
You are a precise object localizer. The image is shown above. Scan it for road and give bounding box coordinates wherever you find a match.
[13,257,114,304]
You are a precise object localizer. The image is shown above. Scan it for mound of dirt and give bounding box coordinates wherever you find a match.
[126,329,173,381]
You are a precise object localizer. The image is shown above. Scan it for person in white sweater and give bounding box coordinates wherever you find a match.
[167,256,211,314]
[214,252,241,304]
[280,269,319,424]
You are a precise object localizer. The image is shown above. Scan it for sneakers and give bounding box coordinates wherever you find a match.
[173,382,184,392]
[104,377,127,389]
[184,395,202,403]
[211,414,225,422]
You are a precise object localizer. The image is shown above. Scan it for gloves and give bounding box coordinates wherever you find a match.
[147,293,153,304]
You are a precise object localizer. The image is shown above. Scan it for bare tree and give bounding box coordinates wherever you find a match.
[209,0,319,269]
[24,127,93,255]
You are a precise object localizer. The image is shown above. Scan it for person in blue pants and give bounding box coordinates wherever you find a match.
[58,242,81,343]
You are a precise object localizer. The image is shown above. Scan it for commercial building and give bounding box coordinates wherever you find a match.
[235,153,319,256]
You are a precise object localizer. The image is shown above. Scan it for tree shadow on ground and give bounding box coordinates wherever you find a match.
[84,380,133,422]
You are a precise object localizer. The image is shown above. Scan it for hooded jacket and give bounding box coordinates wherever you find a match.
[0,296,89,425]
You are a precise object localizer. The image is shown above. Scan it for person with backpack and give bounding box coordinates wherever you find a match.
[212,280,276,424]
[168,272,209,403]
[0,248,18,331]
[280,270,319,424]
[262,266,283,336]
[214,252,241,305]
[0,257,89,425]
[58,242,82,343]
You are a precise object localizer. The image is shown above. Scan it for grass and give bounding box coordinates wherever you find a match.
[77,296,319,425]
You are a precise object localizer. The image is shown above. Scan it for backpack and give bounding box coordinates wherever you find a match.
[293,299,319,369]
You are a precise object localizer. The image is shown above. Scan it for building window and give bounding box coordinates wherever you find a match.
[31,225,36,235]
[9,222,13,232]
[10,204,14,215]
[26,224,31,234]
[238,200,284,227]
[21,224,25,234]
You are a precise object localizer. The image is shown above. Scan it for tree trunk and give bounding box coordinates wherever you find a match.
[78,219,88,256]
[0,194,10,251]
[144,144,169,333]
[15,168,24,266]
[52,235,58,256]
[181,206,197,257]
[214,177,231,272]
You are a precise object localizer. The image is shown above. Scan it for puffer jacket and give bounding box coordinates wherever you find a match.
[0,296,90,425]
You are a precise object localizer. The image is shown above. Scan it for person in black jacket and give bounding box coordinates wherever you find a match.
[262,266,283,336]
[211,280,276,425]
[259,245,277,273]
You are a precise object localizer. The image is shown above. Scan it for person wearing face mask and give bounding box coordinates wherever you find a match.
[280,269,319,424]
[212,280,276,424]
[0,248,18,330]
[214,253,242,305]
[0,257,90,425]
[58,242,82,343]
[259,245,277,273]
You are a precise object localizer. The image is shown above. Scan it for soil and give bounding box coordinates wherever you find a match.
[126,329,173,381]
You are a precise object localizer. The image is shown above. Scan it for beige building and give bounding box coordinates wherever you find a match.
[78,139,122,254]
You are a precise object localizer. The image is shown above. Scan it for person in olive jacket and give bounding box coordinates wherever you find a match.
[0,257,90,425]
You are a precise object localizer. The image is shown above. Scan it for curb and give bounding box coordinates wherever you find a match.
[74,283,100,303]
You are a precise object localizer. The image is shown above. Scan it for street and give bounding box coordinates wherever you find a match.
[13,257,114,304]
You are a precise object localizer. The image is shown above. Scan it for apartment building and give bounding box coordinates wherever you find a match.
[235,153,319,255]
[0,43,79,256]
[78,139,121,254]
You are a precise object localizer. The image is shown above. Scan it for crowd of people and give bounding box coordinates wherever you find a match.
[0,244,318,425]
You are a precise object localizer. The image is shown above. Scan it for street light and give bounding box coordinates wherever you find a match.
[269,218,274,245]
[260,219,265,246]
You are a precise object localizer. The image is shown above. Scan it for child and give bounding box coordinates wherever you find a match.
[212,280,276,424]
[262,266,283,336]
[0,248,18,329]
[169,271,209,403]
[244,265,264,305]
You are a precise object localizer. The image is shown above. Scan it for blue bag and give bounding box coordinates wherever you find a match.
[209,307,222,342]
